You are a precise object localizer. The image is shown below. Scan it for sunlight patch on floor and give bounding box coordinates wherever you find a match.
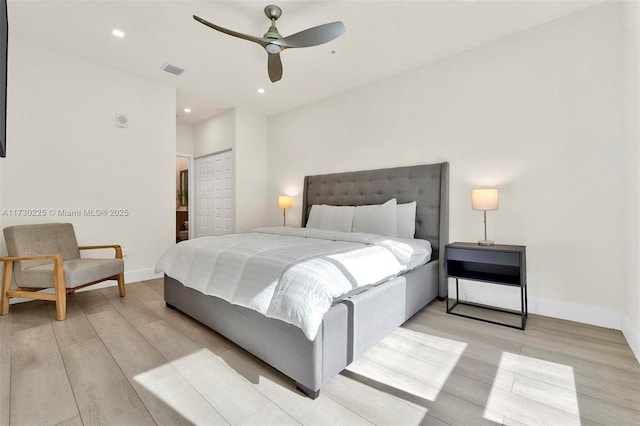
[484,352,581,425]
[346,327,467,401]
[132,352,227,425]
[134,348,272,425]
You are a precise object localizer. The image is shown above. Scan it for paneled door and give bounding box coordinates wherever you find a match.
[195,150,233,237]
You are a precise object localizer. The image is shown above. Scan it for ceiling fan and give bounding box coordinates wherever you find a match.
[193,5,346,83]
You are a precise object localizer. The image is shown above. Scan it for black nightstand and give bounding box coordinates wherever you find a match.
[445,242,527,330]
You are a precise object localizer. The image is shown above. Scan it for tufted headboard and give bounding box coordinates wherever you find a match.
[301,162,449,297]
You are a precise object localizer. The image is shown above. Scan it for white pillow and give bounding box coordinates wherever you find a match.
[397,201,417,239]
[352,198,398,237]
[306,204,355,233]
[306,204,323,228]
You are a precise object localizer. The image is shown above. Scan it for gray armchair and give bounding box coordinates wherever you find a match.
[1,223,125,320]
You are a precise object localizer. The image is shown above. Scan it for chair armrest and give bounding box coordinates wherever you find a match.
[0,254,63,262]
[1,254,65,295]
[79,245,123,259]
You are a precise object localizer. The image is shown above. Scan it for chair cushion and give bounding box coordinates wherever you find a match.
[19,258,124,288]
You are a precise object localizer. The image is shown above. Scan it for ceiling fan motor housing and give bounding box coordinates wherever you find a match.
[264,25,282,40]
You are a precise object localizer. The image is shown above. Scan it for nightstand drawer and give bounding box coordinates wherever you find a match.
[446,247,520,267]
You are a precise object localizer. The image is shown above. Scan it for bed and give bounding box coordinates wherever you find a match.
[161,162,449,398]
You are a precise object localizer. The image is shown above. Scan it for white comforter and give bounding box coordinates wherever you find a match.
[154,227,431,340]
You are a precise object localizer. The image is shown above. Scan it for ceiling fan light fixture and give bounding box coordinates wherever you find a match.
[265,44,281,54]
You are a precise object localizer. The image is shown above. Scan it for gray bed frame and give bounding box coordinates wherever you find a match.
[164,162,449,398]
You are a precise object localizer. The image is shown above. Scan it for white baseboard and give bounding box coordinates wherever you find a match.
[453,283,640,363]
[124,268,163,284]
[9,267,162,305]
[621,314,640,363]
[451,281,622,330]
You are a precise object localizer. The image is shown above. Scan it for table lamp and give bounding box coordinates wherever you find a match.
[278,196,293,226]
[471,188,499,246]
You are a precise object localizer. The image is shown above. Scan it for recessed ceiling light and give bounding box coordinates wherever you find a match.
[111,29,125,38]
[184,108,192,113]
[257,88,265,94]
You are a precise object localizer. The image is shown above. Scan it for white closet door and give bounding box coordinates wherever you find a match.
[195,150,233,237]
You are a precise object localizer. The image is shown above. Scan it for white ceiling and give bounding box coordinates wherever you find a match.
[8,0,603,125]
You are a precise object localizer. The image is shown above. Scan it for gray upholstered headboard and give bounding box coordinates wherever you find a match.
[301,162,449,298]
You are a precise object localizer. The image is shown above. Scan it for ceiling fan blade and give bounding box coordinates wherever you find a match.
[193,15,268,47]
[271,21,346,49]
[268,53,283,83]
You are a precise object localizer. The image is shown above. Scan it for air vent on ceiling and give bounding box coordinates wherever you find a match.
[161,63,185,76]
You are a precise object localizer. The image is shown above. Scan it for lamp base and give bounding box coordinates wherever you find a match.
[478,240,494,246]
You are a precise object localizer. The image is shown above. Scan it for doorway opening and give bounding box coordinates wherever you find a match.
[176,154,193,242]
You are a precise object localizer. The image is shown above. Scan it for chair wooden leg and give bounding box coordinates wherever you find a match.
[53,258,67,321]
[117,273,126,297]
[55,292,67,321]
[1,260,13,315]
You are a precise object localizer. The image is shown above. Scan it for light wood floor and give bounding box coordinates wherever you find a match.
[0,279,638,426]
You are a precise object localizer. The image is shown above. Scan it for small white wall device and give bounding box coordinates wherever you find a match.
[115,113,128,128]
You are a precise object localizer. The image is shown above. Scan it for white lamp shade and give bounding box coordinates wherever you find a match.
[278,196,293,209]
[471,188,499,211]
